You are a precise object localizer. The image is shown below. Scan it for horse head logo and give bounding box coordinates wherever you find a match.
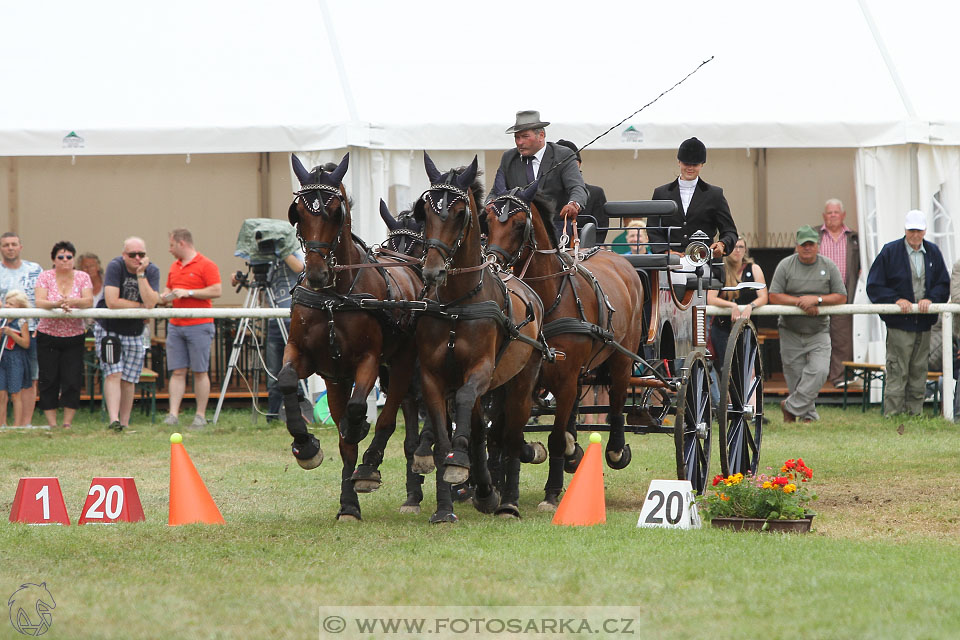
[8,582,55,636]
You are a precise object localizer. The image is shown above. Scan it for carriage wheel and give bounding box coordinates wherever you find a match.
[674,350,712,494]
[718,318,763,476]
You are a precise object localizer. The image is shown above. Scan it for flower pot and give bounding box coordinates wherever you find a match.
[710,516,813,533]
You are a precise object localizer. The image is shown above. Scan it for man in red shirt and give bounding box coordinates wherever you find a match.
[161,228,221,428]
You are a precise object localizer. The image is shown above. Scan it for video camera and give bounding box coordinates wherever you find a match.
[233,218,299,291]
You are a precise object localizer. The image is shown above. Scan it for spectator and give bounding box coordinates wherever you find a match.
[78,252,105,309]
[161,228,222,428]
[818,199,860,387]
[769,226,847,423]
[625,219,652,255]
[95,237,161,432]
[0,232,43,426]
[33,241,94,429]
[866,210,950,417]
[647,137,738,258]
[0,290,32,427]
[555,139,608,232]
[707,237,769,367]
[489,110,588,239]
[230,249,303,422]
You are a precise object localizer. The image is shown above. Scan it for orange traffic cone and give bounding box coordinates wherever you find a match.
[168,434,224,526]
[552,432,606,526]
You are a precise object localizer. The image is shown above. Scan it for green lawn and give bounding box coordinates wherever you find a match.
[1,406,959,639]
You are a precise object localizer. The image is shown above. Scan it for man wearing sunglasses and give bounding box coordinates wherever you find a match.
[94,237,160,432]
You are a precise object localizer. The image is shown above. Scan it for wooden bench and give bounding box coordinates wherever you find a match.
[842,361,941,413]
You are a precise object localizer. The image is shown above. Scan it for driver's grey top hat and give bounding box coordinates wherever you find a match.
[505,110,551,134]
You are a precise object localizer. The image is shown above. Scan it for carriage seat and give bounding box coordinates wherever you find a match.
[622,253,681,269]
[579,222,597,249]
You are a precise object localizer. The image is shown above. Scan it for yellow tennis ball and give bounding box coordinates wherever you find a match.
[170,433,183,444]
[589,432,602,444]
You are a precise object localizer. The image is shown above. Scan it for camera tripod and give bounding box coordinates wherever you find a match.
[211,270,309,424]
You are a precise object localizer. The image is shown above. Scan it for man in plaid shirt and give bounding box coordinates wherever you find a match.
[818,199,860,387]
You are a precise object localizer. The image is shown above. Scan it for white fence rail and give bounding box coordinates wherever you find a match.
[1,304,955,420]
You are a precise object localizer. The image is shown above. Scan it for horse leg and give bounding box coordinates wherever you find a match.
[467,402,500,515]
[340,353,378,445]
[496,355,546,519]
[399,396,424,514]
[336,436,362,521]
[353,356,414,493]
[443,365,493,485]
[605,353,633,470]
[278,344,323,469]
[539,377,579,512]
[429,444,457,524]
[418,368,449,479]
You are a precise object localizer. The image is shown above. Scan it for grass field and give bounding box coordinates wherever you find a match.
[2,405,960,639]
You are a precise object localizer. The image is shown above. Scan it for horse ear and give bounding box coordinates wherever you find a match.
[479,207,489,236]
[413,197,426,223]
[456,155,479,191]
[519,178,539,203]
[329,153,349,185]
[291,154,310,185]
[423,152,442,184]
[379,199,400,230]
[288,201,299,226]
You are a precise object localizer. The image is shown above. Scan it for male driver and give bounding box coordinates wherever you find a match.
[867,210,950,417]
[647,137,738,258]
[161,228,221,428]
[0,232,43,426]
[769,225,847,423]
[818,199,860,386]
[489,110,587,238]
[95,237,161,432]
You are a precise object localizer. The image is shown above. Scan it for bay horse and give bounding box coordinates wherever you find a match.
[276,153,423,521]
[483,184,644,510]
[415,153,547,518]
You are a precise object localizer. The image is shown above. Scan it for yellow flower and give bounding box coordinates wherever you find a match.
[784,484,797,494]
[762,481,773,489]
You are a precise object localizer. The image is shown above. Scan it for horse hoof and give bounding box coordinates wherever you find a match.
[292,436,324,470]
[564,443,584,473]
[429,511,458,524]
[495,503,521,519]
[336,514,361,522]
[537,500,558,513]
[411,454,435,475]
[443,465,470,485]
[341,420,370,445]
[351,465,382,493]
[471,487,500,515]
[606,443,632,470]
[399,504,421,515]
[529,441,548,464]
[564,432,577,457]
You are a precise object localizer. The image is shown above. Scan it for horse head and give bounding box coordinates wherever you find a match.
[288,153,350,290]
[419,153,481,288]
[379,199,424,258]
[483,180,540,268]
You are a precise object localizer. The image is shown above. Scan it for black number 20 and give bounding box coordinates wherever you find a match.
[643,490,683,525]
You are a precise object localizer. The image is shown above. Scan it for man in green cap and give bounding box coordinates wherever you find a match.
[769,225,847,422]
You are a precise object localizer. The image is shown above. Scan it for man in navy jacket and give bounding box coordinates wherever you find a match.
[867,210,950,416]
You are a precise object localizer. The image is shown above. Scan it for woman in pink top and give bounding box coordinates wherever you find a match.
[34,241,93,429]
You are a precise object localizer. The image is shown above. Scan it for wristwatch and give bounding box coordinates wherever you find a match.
[136,273,146,279]
[817,296,823,305]
[188,290,194,298]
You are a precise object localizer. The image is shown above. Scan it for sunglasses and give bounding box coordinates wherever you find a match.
[126,252,146,258]
[55,254,74,260]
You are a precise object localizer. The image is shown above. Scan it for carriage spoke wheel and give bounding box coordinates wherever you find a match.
[674,351,712,494]
[719,318,764,477]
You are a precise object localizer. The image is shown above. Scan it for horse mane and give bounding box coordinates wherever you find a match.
[531,193,560,248]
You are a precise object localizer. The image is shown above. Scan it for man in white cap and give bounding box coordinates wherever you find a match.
[867,210,950,417]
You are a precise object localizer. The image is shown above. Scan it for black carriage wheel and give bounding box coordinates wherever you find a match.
[718,318,763,476]
[674,351,712,494]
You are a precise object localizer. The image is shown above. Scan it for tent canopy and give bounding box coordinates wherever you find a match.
[2,0,959,157]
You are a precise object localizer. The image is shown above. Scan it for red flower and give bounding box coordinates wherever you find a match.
[712,474,725,487]
[784,459,797,470]
[772,477,789,486]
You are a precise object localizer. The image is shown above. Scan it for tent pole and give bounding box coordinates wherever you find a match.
[6,158,17,234]
[258,152,271,218]
[755,148,767,246]
[910,142,919,209]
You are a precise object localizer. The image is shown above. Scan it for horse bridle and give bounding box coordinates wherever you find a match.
[421,182,474,273]
[484,192,535,269]
[385,213,424,257]
[293,182,347,276]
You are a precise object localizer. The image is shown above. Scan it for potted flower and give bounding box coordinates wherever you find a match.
[698,458,817,532]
